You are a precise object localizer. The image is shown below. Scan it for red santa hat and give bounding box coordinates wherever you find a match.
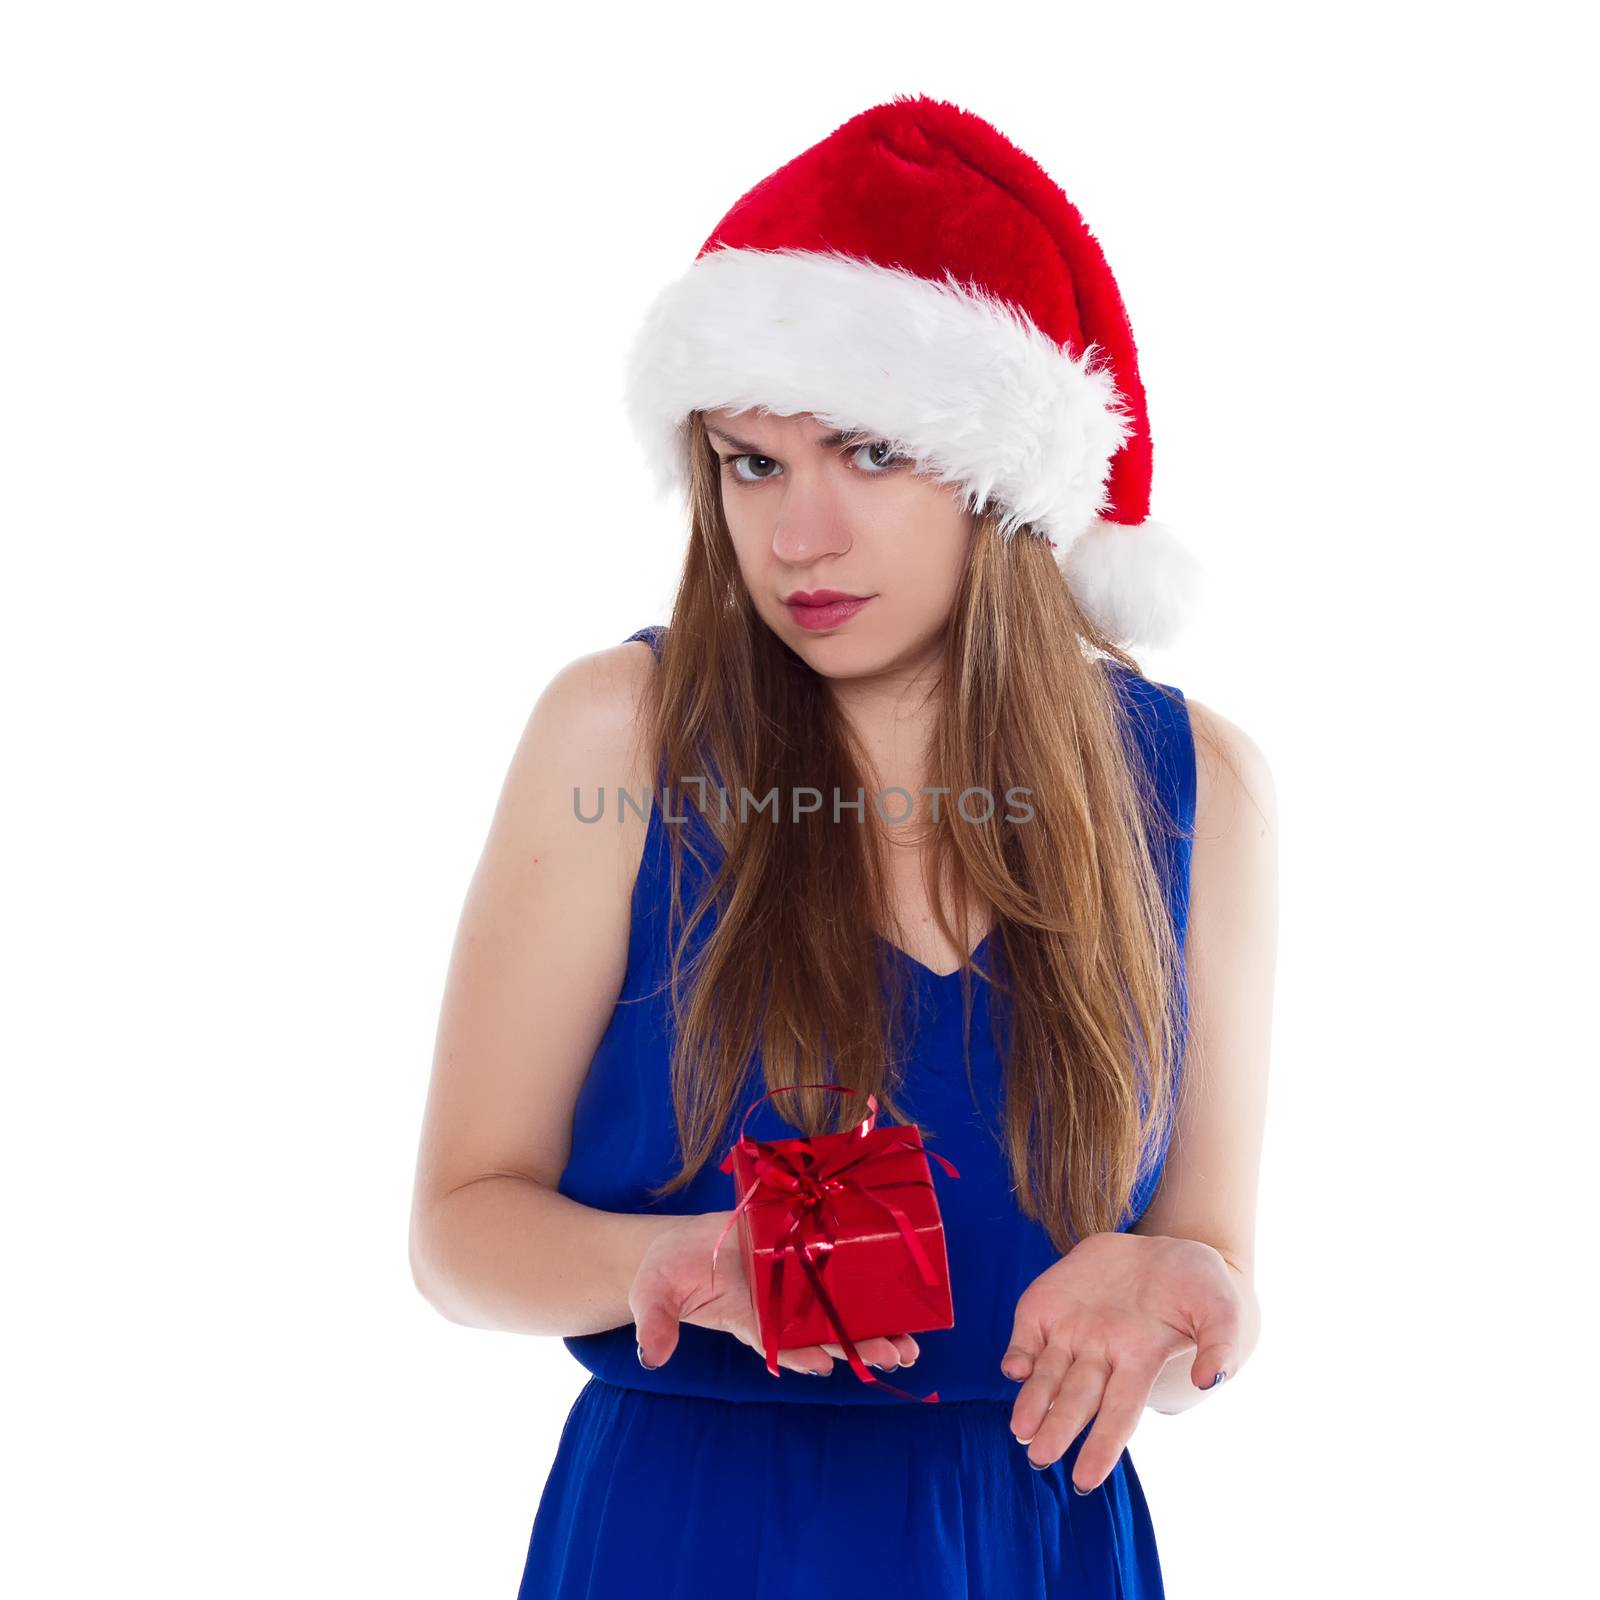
[623,93,1203,649]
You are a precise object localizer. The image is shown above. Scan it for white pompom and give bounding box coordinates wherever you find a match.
[1056,517,1204,648]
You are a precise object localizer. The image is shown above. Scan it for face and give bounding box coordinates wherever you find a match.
[703,408,977,678]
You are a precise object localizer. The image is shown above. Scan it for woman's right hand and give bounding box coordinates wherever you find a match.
[630,1209,922,1378]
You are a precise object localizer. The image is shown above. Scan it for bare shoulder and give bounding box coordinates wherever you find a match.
[1182,696,1276,841]
[495,637,661,892]
[544,635,660,737]
[521,636,659,786]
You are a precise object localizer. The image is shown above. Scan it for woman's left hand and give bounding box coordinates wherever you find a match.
[1001,1232,1242,1490]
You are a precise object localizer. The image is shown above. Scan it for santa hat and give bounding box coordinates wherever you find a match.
[623,94,1203,649]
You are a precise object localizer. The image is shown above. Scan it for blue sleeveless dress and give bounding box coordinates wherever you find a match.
[517,624,1197,1599]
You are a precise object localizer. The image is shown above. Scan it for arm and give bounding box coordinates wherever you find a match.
[408,638,677,1337]
[1134,696,1278,1414]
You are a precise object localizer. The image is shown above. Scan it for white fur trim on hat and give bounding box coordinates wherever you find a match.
[623,246,1136,545]
[1058,516,1204,649]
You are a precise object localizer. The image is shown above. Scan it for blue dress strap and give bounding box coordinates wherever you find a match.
[1105,659,1198,940]
[623,624,667,660]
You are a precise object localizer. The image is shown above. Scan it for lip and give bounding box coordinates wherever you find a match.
[785,593,874,632]
[784,589,867,606]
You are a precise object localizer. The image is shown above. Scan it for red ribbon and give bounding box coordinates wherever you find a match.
[712,1084,959,1403]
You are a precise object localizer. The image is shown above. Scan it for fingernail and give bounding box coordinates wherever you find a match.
[804,1367,828,1377]
[1071,1479,1091,1496]
[1028,1456,1049,1472]
[636,1342,659,1371]
[1014,1433,1035,1447]
[1207,1369,1227,1389]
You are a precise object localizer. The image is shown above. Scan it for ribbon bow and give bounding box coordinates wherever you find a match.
[713,1083,959,1403]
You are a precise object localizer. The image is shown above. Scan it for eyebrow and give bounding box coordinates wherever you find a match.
[704,422,873,454]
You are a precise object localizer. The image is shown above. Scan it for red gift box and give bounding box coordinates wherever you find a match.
[712,1084,959,1403]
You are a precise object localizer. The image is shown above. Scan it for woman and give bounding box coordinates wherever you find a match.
[410,94,1275,1598]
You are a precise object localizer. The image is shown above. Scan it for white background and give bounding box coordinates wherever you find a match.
[6,3,1594,1594]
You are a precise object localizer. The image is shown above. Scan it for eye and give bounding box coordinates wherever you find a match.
[723,454,782,484]
[848,440,909,475]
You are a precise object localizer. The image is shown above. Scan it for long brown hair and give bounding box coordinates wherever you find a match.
[635,410,1187,1252]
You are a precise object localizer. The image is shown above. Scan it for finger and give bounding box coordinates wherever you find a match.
[741,1336,831,1377]
[1190,1295,1242,1393]
[1000,1346,1036,1383]
[631,1279,681,1370]
[817,1336,911,1371]
[778,1346,835,1376]
[1184,1248,1241,1388]
[1008,1340,1072,1445]
[1001,1309,1047,1384]
[1022,1353,1108,1470]
[1069,1355,1163,1490]
[725,1320,833,1377]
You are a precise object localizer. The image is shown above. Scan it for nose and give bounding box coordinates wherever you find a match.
[770,471,852,565]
